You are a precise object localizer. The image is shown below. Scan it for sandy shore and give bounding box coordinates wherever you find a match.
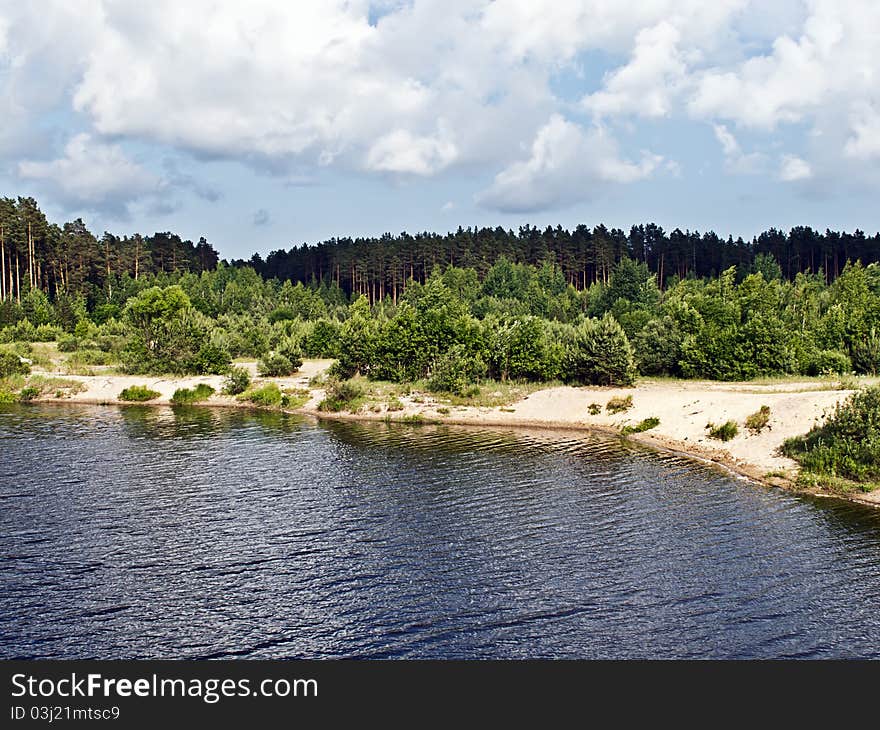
[25,361,880,509]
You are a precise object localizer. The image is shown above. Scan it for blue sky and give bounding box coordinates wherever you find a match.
[2,1,878,259]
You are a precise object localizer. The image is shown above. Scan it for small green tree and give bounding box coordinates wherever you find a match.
[121,285,219,374]
[566,313,637,386]
[334,296,377,377]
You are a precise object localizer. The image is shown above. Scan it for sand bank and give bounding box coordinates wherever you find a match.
[25,361,880,509]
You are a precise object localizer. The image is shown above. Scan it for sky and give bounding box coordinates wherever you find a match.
[1,0,879,259]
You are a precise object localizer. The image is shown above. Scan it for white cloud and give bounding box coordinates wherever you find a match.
[779,154,812,181]
[18,133,160,215]
[582,22,688,118]
[688,0,880,139]
[713,124,765,173]
[365,128,457,175]
[477,115,660,212]
[2,0,880,213]
[844,101,880,160]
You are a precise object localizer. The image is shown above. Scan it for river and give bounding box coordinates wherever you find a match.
[2,404,879,659]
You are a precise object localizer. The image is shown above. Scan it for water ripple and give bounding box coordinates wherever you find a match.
[1,403,880,659]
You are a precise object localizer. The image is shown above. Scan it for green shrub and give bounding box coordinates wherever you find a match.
[428,344,487,395]
[807,350,851,376]
[258,352,298,377]
[304,319,341,358]
[706,420,739,441]
[239,382,283,408]
[191,343,231,375]
[745,405,771,434]
[57,334,79,352]
[588,403,602,415]
[621,417,660,434]
[33,324,62,342]
[318,379,365,412]
[567,313,637,386]
[119,385,161,402]
[633,316,683,375]
[170,383,215,405]
[606,395,633,414]
[782,386,880,483]
[19,386,40,401]
[223,366,251,395]
[0,350,30,377]
[66,349,114,366]
[281,389,309,409]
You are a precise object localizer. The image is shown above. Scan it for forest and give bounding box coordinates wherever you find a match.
[2,195,880,393]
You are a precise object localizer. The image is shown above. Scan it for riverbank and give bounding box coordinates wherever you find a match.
[23,360,880,509]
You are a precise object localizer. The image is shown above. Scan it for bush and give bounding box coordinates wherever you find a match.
[170,384,215,405]
[223,366,251,395]
[606,395,633,414]
[807,349,852,376]
[258,352,298,377]
[66,349,114,366]
[191,343,231,375]
[33,324,62,342]
[121,285,216,375]
[587,403,601,415]
[782,386,880,483]
[304,319,340,357]
[621,417,660,435]
[427,345,487,395]
[19,386,40,401]
[239,382,283,408]
[490,316,557,381]
[119,385,161,402]
[745,405,771,434]
[707,420,739,441]
[567,313,637,386]
[0,350,30,377]
[633,316,682,375]
[318,379,365,412]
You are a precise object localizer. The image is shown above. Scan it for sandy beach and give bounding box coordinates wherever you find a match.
[26,359,880,509]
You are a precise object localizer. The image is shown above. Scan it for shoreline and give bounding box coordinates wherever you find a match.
[18,362,880,510]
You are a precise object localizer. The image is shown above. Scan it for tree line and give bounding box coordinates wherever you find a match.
[0,197,218,306]
[3,196,880,309]
[4,194,880,395]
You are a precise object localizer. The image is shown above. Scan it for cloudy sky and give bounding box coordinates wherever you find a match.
[1,1,878,258]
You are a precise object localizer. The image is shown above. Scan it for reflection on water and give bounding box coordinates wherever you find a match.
[1,403,879,659]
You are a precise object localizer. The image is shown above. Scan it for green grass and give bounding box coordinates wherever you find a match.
[170,383,216,405]
[745,405,771,433]
[384,413,440,425]
[119,385,161,402]
[782,386,880,491]
[587,403,602,415]
[281,389,310,409]
[621,417,660,435]
[606,395,633,414]
[24,375,86,399]
[318,379,366,413]
[706,420,739,441]
[238,382,284,408]
[19,386,40,401]
[436,380,558,408]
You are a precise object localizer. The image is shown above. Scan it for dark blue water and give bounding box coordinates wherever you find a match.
[2,403,879,659]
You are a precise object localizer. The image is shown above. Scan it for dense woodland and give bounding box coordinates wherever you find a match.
[3,196,880,307]
[3,195,880,393]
